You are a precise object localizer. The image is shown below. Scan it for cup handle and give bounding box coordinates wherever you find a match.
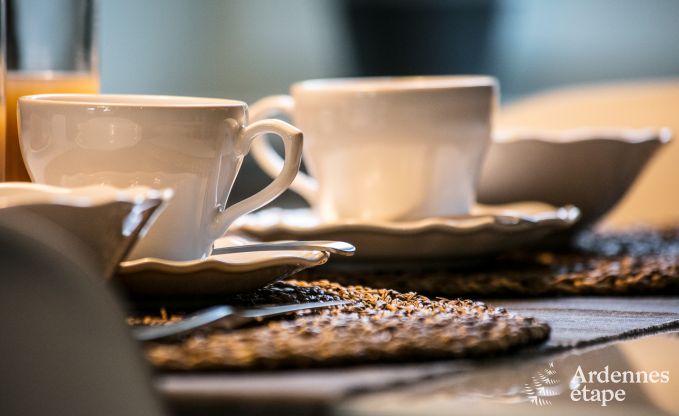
[211,118,303,239]
[249,95,319,205]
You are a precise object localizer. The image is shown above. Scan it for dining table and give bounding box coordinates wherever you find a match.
[125,225,679,416]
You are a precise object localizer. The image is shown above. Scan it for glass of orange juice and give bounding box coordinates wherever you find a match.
[6,0,99,181]
[0,2,5,181]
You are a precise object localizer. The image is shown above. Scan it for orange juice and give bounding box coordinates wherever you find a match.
[6,71,99,181]
[0,108,5,181]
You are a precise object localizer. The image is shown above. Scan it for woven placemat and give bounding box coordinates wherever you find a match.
[135,280,550,370]
[298,227,679,297]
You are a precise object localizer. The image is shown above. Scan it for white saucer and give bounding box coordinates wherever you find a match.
[115,241,329,296]
[232,203,580,265]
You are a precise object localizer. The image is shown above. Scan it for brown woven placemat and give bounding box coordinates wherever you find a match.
[135,280,550,371]
[298,227,679,297]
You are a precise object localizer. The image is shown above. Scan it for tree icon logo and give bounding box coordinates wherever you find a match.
[523,362,563,406]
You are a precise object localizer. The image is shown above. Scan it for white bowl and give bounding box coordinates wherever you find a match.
[478,128,672,228]
[0,183,171,278]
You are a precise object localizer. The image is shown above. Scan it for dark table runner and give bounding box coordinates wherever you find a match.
[158,297,679,416]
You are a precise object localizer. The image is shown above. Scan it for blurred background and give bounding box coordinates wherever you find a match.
[99,0,679,225]
[100,0,679,101]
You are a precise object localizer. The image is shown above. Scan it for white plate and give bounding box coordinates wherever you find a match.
[116,243,329,296]
[479,127,671,228]
[232,203,580,266]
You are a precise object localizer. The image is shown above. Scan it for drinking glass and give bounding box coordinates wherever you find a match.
[6,0,98,181]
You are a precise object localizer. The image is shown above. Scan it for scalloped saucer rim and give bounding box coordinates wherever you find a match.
[231,202,580,263]
[118,249,329,274]
[233,202,580,234]
[115,246,330,296]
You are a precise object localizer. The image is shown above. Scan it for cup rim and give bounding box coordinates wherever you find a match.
[291,75,497,93]
[19,94,247,108]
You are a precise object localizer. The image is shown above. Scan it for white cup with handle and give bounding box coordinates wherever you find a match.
[19,94,303,261]
[250,76,497,223]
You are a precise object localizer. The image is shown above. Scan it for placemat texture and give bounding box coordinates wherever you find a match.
[136,280,550,370]
[299,227,679,297]
[156,297,679,413]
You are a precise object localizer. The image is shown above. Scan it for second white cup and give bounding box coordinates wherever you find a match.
[250,76,497,222]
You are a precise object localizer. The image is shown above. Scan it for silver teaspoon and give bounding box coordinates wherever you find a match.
[211,240,355,256]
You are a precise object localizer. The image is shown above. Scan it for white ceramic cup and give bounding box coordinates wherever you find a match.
[250,76,497,222]
[19,94,303,261]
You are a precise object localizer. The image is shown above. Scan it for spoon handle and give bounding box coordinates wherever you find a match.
[132,300,350,341]
[211,240,355,256]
